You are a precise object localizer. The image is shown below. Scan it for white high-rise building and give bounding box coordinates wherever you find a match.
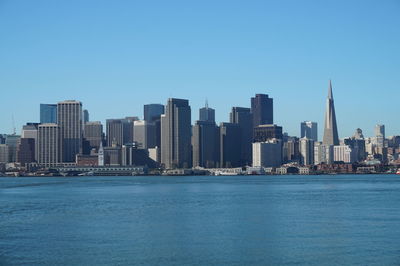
[252,139,282,167]
[38,124,60,167]
[334,145,357,163]
[299,137,314,166]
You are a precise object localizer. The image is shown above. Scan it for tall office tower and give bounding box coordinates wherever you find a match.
[38,124,60,167]
[230,107,253,166]
[106,118,135,147]
[301,121,318,141]
[161,98,192,169]
[5,134,20,162]
[253,124,283,142]
[17,138,35,166]
[375,124,385,148]
[83,109,89,123]
[251,94,273,127]
[299,137,315,166]
[84,121,103,151]
[0,134,5,144]
[353,128,364,140]
[57,100,83,162]
[344,137,365,162]
[40,104,57,124]
[133,120,156,149]
[0,144,9,163]
[103,143,122,166]
[219,122,241,168]
[323,80,339,146]
[192,120,219,168]
[199,100,215,123]
[144,104,165,122]
[252,139,282,167]
[21,123,39,161]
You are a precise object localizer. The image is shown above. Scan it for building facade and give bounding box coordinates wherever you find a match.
[301,121,318,141]
[192,120,219,168]
[251,94,273,127]
[40,104,57,124]
[38,124,60,167]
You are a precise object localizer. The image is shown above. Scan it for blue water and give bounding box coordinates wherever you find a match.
[1,175,400,265]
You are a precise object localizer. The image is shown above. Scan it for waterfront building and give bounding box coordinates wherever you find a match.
[253,124,283,142]
[283,136,300,163]
[144,104,164,123]
[21,123,39,161]
[38,123,60,167]
[148,147,161,163]
[323,80,339,146]
[40,104,57,124]
[199,101,215,123]
[122,142,158,168]
[375,124,385,148]
[219,122,241,168]
[103,141,121,166]
[252,139,282,167]
[300,121,318,141]
[84,121,103,151]
[230,107,253,166]
[192,120,219,168]
[251,94,273,127]
[299,137,315,166]
[57,100,83,162]
[161,98,192,169]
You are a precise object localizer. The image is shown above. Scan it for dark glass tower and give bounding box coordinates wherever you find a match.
[199,100,215,123]
[40,104,57,124]
[144,104,165,123]
[230,107,253,166]
[251,94,273,127]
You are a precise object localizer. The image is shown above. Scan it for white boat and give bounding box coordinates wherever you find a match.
[396,169,400,175]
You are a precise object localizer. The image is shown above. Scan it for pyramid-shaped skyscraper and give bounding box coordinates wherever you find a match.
[323,80,339,146]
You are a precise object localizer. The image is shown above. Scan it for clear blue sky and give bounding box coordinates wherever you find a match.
[1,0,399,138]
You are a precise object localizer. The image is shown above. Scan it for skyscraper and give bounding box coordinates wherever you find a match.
[83,109,89,123]
[133,120,156,149]
[38,123,60,167]
[251,94,273,127]
[144,104,165,122]
[57,100,83,162]
[300,121,318,141]
[106,118,135,147]
[40,104,57,124]
[192,120,219,168]
[84,121,103,151]
[230,107,253,166]
[219,122,241,168]
[322,80,339,146]
[161,98,192,169]
[299,137,315,166]
[253,139,282,167]
[199,100,215,123]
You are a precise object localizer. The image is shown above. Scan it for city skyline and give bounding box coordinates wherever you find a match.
[1,1,399,137]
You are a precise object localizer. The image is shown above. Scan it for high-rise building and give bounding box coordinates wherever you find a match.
[323,80,339,146]
[375,124,385,148]
[219,122,241,168]
[40,104,57,124]
[57,100,83,162]
[251,94,273,127]
[21,123,39,161]
[334,145,357,163]
[84,121,103,151]
[283,137,300,163]
[5,134,20,162]
[161,98,192,169]
[253,124,283,142]
[300,121,318,141]
[133,120,156,149]
[192,120,219,168]
[199,101,215,123]
[17,138,36,166]
[314,142,334,165]
[106,118,135,147]
[252,139,282,167]
[83,109,89,123]
[299,137,315,166]
[38,124,60,167]
[230,107,253,166]
[0,144,9,163]
[144,104,165,123]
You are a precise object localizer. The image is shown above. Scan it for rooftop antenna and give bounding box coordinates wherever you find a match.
[205,98,209,108]
[12,114,16,135]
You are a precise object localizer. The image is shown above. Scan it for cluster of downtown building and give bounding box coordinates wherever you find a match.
[0,82,398,174]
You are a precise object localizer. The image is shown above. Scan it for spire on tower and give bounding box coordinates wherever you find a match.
[328,79,333,99]
[205,98,209,109]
